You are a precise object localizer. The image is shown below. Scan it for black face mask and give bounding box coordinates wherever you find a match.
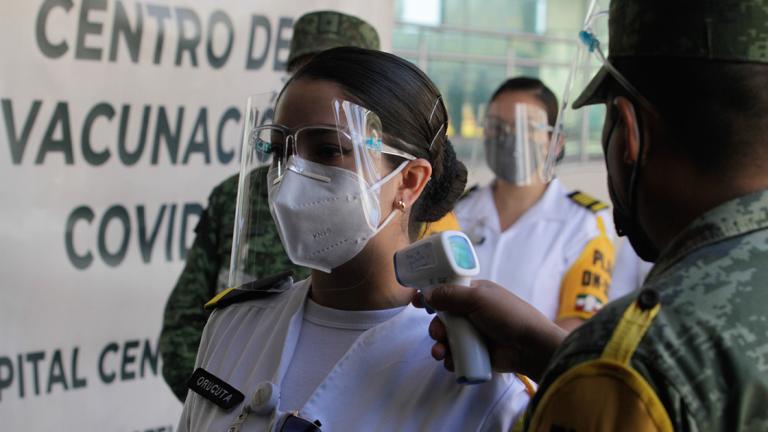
[604,112,660,262]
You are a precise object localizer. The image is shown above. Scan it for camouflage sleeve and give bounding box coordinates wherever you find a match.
[631,357,700,432]
[527,350,698,431]
[159,192,222,401]
[160,167,317,400]
[529,302,699,432]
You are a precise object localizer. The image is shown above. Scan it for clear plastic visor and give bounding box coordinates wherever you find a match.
[541,0,610,181]
[543,0,657,180]
[483,103,552,185]
[228,94,417,291]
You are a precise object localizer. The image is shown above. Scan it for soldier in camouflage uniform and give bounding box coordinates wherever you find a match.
[159,11,380,402]
[418,0,768,429]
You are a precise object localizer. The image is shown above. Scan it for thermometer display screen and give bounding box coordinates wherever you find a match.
[448,235,476,270]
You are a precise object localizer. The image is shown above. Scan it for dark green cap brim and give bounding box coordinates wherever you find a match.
[573,0,768,108]
[572,66,611,109]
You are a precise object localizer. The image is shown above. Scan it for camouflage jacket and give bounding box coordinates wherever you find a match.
[159,165,310,401]
[530,188,768,431]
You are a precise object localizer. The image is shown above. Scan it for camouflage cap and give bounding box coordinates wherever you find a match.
[573,0,768,107]
[288,11,380,71]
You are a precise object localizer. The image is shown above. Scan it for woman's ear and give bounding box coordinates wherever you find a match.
[397,159,432,209]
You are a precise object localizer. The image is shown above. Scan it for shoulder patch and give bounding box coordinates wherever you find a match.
[204,271,294,310]
[567,191,610,213]
[459,184,480,201]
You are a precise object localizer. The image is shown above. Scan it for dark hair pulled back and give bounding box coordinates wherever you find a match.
[490,76,559,129]
[289,47,467,225]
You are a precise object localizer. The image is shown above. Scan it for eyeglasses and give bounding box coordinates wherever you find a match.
[483,115,554,140]
[252,124,415,173]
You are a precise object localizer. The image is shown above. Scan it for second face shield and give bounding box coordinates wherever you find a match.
[483,103,553,186]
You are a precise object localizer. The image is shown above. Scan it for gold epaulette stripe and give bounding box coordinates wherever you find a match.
[204,287,235,310]
[567,191,609,213]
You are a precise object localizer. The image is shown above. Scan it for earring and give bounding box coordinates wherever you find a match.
[396,199,407,211]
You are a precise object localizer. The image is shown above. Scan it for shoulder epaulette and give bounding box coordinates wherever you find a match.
[460,184,480,200]
[567,190,610,213]
[204,271,294,310]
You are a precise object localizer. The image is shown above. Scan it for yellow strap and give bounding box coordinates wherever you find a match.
[527,296,669,432]
[511,414,526,432]
[204,287,234,309]
[596,215,607,237]
[527,359,674,432]
[602,301,661,364]
[515,374,536,398]
[418,211,461,239]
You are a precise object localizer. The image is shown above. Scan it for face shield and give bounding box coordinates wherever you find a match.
[483,103,553,186]
[227,91,290,291]
[540,0,611,181]
[545,0,662,261]
[233,94,415,281]
[542,0,657,181]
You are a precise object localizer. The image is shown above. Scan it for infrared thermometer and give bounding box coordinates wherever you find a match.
[394,231,492,384]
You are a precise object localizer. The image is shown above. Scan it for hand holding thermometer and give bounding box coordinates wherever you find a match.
[394,231,492,384]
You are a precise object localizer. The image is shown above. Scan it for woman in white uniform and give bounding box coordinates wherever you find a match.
[456,77,616,332]
[608,240,653,301]
[178,48,531,432]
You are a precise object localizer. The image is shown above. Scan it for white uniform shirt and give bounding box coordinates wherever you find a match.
[280,298,404,411]
[455,180,615,321]
[178,278,530,432]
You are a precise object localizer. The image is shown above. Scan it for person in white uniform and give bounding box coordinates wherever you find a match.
[456,77,616,332]
[608,240,653,301]
[178,48,532,432]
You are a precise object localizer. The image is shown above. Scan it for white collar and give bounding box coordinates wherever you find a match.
[479,178,568,235]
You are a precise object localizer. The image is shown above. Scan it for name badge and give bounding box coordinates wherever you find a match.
[186,368,245,410]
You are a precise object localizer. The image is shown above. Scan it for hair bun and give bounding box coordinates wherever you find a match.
[412,139,467,223]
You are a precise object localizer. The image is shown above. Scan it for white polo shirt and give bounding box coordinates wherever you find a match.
[455,179,616,321]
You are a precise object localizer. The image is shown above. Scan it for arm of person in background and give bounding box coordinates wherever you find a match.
[159,187,226,402]
[413,280,567,382]
[160,169,313,402]
[555,211,615,332]
[418,211,461,238]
